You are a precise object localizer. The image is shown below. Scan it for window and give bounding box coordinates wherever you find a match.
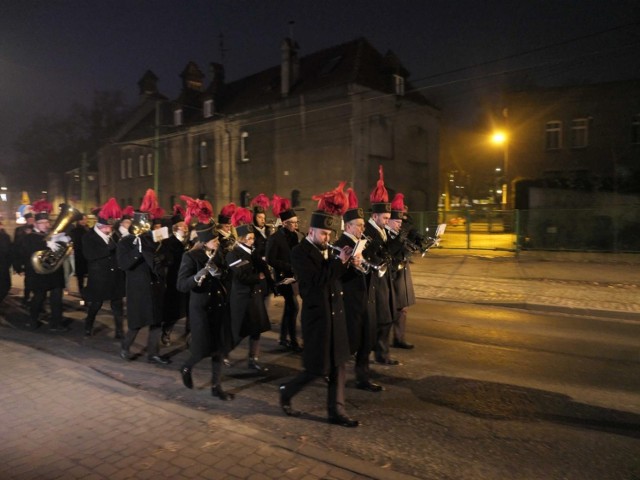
[393,74,405,96]
[545,121,562,150]
[203,99,213,118]
[570,118,589,148]
[632,114,640,145]
[120,158,126,180]
[199,141,208,168]
[127,157,133,178]
[138,155,145,177]
[240,131,250,162]
[147,154,153,176]
[174,108,183,126]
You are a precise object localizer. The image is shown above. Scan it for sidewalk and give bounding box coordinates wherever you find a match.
[412,249,640,320]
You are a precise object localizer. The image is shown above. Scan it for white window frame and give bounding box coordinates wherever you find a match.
[545,121,562,150]
[138,154,145,176]
[394,74,405,96]
[631,114,640,145]
[174,108,183,126]
[240,131,250,162]
[127,157,133,178]
[570,118,589,148]
[199,141,208,168]
[203,99,213,118]
[147,153,153,176]
[120,158,126,180]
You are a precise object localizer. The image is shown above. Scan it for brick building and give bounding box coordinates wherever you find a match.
[97,37,440,221]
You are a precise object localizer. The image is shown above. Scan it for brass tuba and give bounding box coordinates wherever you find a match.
[31,204,83,274]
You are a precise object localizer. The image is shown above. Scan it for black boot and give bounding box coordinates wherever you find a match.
[114,316,124,340]
[211,385,234,401]
[180,366,193,389]
[248,356,269,373]
[84,317,94,337]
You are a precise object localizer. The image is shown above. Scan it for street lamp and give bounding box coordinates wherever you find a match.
[491,130,509,208]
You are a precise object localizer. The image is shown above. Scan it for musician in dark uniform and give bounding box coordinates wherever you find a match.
[0,221,12,304]
[334,189,382,392]
[363,166,398,365]
[19,200,69,332]
[82,198,126,338]
[160,206,189,346]
[69,215,89,302]
[116,189,169,365]
[177,199,234,401]
[226,209,272,372]
[279,208,358,427]
[386,194,416,350]
[266,200,301,351]
[12,211,35,306]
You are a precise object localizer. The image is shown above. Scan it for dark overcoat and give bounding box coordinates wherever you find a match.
[363,222,394,326]
[69,225,89,277]
[291,240,350,375]
[334,233,376,354]
[0,229,12,301]
[20,231,65,291]
[82,228,125,302]
[265,227,298,282]
[386,232,416,310]
[226,245,270,346]
[177,247,230,357]
[116,232,164,329]
[162,235,188,322]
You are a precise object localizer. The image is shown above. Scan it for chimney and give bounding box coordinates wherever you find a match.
[137,70,159,103]
[209,62,225,96]
[280,38,299,98]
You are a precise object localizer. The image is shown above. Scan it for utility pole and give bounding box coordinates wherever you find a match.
[154,100,160,195]
[80,152,88,213]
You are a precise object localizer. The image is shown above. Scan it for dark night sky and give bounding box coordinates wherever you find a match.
[1,0,639,166]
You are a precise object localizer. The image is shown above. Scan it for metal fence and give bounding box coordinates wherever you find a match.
[410,207,640,253]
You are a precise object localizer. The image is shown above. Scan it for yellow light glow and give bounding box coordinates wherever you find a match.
[491,131,507,144]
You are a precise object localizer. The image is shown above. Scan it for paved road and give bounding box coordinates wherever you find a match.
[1,250,639,479]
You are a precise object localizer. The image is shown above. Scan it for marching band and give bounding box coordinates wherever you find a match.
[6,166,445,427]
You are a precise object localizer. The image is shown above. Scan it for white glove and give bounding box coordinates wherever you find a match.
[51,233,70,243]
[47,241,62,252]
[119,225,130,237]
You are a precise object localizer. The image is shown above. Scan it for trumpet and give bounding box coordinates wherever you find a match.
[328,243,387,277]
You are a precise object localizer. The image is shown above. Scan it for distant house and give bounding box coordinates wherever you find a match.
[504,79,640,208]
[97,37,441,221]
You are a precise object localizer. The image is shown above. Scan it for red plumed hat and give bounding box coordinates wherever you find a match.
[390,193,405,219]
[121,205,135,220]
[312,181,349,216]
[139,188,159,213]
[180,195,214,226]
[271,194,295,221]
[171,204,185,225]
[250,193,270,214]
[96,197,122,225]
[32,199,53,220]
[344,188,364,221]
[218,202,237,224]
[369,165,391,213]
[231,207,253,227]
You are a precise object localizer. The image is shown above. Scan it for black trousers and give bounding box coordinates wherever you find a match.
[281,363,347,416]
[183,353,224,386]
[279,285,299,344]
[30,287,63,326]
[374,322,392,362]
[121,324,161,358]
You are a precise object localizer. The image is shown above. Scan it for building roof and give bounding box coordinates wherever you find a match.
[217,37,433,114]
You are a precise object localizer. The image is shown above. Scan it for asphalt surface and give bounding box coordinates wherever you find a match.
[1,249,639,479]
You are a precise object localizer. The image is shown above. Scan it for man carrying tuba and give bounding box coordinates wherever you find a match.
[19,199,71,332]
